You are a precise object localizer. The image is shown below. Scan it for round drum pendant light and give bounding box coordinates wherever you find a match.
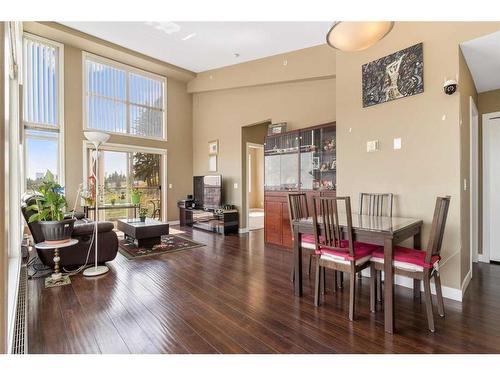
[326,21,394,52]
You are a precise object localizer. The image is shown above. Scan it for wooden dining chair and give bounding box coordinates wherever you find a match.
[312,196,379,321]
[288,193,315,281]
[358,193,394,293]
[370,196,451,332]
[359,192,394,217]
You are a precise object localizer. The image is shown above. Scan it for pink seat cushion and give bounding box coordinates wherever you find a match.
[301,234,315,243]
[371,246,440,269]
[316,240,381,261]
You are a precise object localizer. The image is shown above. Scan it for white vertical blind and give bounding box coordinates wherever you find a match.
[23,36,59,128]
[84,55,166,139]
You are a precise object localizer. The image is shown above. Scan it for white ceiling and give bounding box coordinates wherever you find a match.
[461,30,500,93]
[61,22,332,73]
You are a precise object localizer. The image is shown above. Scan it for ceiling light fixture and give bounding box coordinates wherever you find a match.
[182,32,197,41]
[326,21,394,52]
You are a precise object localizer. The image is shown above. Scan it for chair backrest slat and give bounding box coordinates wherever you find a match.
[359,192,394,217]
[312,196,355,257]
[425,196,451,262]
[287,193,309,237]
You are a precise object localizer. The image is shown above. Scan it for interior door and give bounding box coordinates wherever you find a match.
[484,115,500,262]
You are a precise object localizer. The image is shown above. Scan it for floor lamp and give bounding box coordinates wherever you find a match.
[83,131,111,277]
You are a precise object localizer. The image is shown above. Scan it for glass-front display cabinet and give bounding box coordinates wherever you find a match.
[264,122,336,249]
[264,123,335,192]
[264,131,299,191]
[299,125,336,191]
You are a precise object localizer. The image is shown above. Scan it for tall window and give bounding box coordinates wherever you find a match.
[84,53,166,140]
[23,34,64,191]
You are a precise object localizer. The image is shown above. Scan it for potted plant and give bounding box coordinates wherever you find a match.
[139,208,148,222]
[28,171,75,244]
[130,188,142,205]
[110,192,118,205]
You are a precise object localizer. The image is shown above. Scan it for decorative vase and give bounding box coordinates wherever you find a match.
[131,192,141,205]
[139,216,146,223]
[39,218,76,244]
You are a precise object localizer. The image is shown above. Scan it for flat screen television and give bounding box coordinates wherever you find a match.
[193,175,222,209]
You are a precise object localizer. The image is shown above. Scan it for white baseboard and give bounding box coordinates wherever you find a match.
[461,269,472,296]
[239,227,249,234]
[168,220,180,225]
[360,268,462,302]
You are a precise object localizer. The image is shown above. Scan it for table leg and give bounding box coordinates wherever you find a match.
[384,237,395,334]
[52,248,62,281]
[413,230,422,300]
[414,231,422,250]
[293,226,303,297]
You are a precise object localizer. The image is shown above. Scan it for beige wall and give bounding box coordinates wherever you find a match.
[0,22,7,354]
[192,45,336,228]
[459,50,477,282]
[193,77,336,228]
[25,23,194,221]
[336,22,500,291]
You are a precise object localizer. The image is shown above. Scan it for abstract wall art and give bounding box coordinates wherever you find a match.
[362,42,424,107]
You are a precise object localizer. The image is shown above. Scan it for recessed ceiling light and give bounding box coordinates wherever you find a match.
[182,33,197,41]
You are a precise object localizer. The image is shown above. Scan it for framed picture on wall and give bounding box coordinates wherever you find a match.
[208,154,217,172]
[208,140,219,155]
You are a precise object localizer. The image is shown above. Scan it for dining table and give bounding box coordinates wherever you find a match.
[292,214,423,334]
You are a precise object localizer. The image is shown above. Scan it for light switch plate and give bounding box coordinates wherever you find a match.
[168,184,173,189]
[367,140,379,152]
[234,183,238,189]
[393,138,402,150]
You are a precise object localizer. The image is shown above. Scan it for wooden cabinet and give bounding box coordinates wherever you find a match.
[264,122,337,249]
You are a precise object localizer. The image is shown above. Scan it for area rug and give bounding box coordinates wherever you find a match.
[118,234,205,260]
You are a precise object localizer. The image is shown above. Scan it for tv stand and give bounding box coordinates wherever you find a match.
[178,204,239,235]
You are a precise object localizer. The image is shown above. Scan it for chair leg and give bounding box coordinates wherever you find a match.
[376,270,383,302]
[413,279,421,301]
[307,255,313,277]
[332,269,337,293]
[349,272,356,321]
[370,264,376,313]
[337,271,344,289]
[434,272,445,317]
[320,266,326,295]
[314,262,321,306]
[423,274,435,332]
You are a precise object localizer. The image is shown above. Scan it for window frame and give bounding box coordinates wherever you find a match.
[82,52,167,141]
[22,33,65,191]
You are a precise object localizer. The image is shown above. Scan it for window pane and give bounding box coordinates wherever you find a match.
[84,56,165,139]
[23,37,58,127]
[86,59,126,100]
[25,130,59,191]
[87,96,127,134]
[130,105,163,138]
[129,73,163,109]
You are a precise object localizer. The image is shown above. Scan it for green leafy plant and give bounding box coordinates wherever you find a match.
[139,207,149,218]
[27,171,68,223]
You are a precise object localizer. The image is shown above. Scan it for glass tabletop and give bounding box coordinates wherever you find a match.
[118,218,165,227]
[297,214,422,233]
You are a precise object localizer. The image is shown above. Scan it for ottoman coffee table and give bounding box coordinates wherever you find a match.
[117,218,169,248]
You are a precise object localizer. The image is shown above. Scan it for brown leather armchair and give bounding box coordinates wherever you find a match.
[21,194,118,268]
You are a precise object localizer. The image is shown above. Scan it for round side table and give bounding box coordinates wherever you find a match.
[35,238,78,288]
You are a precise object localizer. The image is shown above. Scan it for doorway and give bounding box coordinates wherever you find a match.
[83,143,167,223]
[482,111,500,263]
[247,143,265,230]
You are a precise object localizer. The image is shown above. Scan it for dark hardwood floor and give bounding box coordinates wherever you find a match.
[28,227,500,353]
